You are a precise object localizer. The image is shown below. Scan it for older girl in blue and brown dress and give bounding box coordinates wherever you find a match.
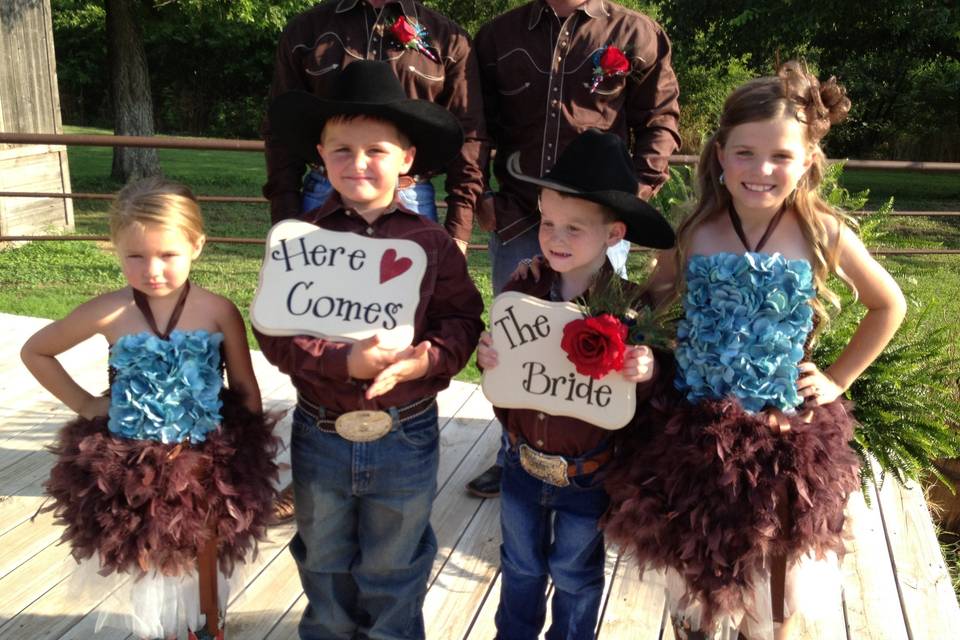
[602,63,906,639]
[21,178,278,640]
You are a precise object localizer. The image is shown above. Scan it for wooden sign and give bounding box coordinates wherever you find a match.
[251,220,427,350]
[481,292,637,430]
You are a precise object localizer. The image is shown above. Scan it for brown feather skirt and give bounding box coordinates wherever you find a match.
[602,367,860,629]
[44,389,280,578]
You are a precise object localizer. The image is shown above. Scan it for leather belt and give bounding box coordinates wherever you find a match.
[296,393,436,433]
[507,432,611,486]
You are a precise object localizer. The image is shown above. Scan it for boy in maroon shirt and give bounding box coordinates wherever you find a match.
[257,61,483,640]
[477,129,674,639]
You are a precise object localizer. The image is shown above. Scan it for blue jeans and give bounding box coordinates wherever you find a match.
[290,402,440,640]
[489,226,629,296]
[494,437,610,640]
[302,170,439,221]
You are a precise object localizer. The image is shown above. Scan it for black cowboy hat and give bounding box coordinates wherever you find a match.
[507,128,675,249]
[268,60,463,176]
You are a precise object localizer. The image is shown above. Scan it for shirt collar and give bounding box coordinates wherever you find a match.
[528,0,608,30]
[336,0,417,20]
[306,190,417,224]
[546,257,617,302]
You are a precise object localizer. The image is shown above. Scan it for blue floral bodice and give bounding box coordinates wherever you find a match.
[674,252,816,412]
[107,330,224,444]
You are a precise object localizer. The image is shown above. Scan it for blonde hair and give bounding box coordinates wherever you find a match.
[109,177,205,245]
[668,62,854,332]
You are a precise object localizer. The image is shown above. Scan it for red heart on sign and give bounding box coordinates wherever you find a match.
[379,249,412,284]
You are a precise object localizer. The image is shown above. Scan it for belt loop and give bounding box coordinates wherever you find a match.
[387,406,401,429]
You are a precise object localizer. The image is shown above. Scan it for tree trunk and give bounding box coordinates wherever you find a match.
[106,0,160,182]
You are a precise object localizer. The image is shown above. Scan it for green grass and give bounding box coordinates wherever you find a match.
[3,128,959,387]
[840,169,960,212]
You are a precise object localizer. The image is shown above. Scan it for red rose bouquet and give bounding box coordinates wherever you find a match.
[390,16,440,63]
[560,275,671,379]
[589,45,630,93]
[561,314,628,379]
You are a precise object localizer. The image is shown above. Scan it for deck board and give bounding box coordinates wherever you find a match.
[1,312,958,639]
[874,468,960,639]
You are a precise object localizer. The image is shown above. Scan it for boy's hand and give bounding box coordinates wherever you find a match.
[347,335,399,380]
[366,340,432,399]
[621,345,654,383]
[476,331,498,370]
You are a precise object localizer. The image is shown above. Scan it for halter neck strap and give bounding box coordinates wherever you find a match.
[132,281,191,339]
[727,204,787,253]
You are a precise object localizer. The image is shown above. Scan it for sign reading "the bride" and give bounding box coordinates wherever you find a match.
[482,292,636,430]
[251,220,427,350]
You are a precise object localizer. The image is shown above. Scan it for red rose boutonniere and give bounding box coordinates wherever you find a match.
[561,314,628,379]
[590,45,630,93]
[390,16,440,63]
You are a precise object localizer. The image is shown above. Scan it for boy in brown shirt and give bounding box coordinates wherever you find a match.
[257,61,483,640]
[476,129,674,639]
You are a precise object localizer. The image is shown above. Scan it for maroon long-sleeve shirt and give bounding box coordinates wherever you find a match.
[255,194,484,412]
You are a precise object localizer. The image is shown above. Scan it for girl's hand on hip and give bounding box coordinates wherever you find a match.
[79,395,111,420]
[796,361,843,407]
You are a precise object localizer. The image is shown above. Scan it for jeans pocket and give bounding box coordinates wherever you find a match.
[567,470,607,495]
[396,404,439,448]
[290,406,315,438]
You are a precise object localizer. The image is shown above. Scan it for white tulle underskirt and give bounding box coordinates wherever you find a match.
[657,549,844,640]
[70,559,233,639]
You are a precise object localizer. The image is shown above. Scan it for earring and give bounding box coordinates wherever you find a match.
[718,172,725,186]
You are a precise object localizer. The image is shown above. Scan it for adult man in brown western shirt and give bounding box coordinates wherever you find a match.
[468,0,680,497]
[263,0,486,252]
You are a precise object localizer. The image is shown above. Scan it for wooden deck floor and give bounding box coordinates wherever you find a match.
[1,312,958,639]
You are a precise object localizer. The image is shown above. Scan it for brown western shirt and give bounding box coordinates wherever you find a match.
[475,0,680,242]
[263,0,487,242]
[491,263,654,458]
[254,193,484,413]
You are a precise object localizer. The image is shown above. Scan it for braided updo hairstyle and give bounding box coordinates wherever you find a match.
[664,61,854,332]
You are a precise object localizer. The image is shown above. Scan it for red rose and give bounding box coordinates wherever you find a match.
[390,16,418,45]
[561,314,628,379]
[599,46,630,75]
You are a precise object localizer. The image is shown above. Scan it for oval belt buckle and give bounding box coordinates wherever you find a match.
[335,410,393,442]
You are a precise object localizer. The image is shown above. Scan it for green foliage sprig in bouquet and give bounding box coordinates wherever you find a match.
[560,274,674,381]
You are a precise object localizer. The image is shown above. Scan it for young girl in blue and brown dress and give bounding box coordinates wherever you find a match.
[602,63,907,639]
[21,178,278,640]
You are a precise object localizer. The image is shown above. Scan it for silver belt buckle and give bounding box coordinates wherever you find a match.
[519,444,570,487]
[334,410,392,442]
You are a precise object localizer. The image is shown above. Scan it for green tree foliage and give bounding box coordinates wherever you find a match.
[52,1,960,160]
[659,0,960,160]
[53,0,314,137]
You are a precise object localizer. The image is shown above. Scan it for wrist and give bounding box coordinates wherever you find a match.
[823,370,848,392]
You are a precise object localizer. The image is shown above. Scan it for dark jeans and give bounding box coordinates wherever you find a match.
[494,437,610,640]
[290,402,440,640]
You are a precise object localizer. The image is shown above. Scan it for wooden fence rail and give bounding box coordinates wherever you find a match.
[2,132,958,255]
[4,132,960,172]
